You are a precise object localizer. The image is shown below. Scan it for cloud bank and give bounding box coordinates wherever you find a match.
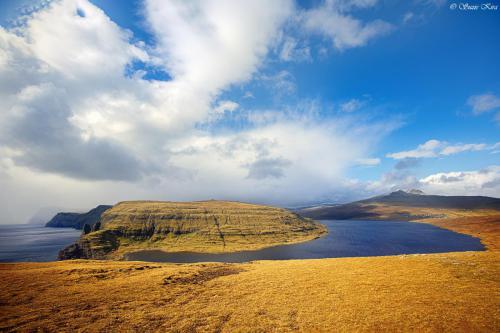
[0,0,401,222]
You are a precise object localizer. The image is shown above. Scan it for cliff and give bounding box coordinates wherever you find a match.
[45,205,112,229]
[59,200,327,259]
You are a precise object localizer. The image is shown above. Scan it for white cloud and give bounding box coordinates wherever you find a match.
[361,165,500,198]
[419,166,500,197]
[440,143,488,156]
[302,0,394,50]
[387,139,442,159]
[145,0,292,92]
[355,158,381,166]
[0,0,293,180]
[26,0,148,79]
[387,139,499,160]
[0,0,154,181]
[0,0,402,222]
[214,100,239,114]
[467,93,500,114]
[163,116,395,205]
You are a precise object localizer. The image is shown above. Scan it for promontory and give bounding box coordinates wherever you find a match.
[59,200,327,260]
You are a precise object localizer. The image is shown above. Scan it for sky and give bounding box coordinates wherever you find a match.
[0,0,499,223]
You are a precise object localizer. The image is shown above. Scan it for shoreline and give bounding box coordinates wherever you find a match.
[1,212,498,332]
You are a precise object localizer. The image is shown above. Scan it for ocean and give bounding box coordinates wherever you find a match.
[0,224,81,262]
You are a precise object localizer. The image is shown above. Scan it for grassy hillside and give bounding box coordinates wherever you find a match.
[361,190,500,209]
[60,201,327,259]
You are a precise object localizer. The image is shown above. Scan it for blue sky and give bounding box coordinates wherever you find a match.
[0,0,499,222]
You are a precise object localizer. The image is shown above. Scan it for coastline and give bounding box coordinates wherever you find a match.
[1,212,498,331]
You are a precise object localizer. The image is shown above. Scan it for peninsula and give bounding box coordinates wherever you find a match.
[59,200,327,260]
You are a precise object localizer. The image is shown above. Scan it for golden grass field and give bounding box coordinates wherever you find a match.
[0,209,499,332]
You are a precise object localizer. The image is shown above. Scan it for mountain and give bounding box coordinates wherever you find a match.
[45,205,112,229]
[59,200,327,260]
[298,190,500,220]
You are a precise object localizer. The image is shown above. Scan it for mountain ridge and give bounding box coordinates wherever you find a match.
[298,191,500,220]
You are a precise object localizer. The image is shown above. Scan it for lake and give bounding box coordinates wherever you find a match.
[0,224,81,262]
[125,220,485,263]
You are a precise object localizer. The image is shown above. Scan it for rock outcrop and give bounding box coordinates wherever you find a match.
[59,200,327,260]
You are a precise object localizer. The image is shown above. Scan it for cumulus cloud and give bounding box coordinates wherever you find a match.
[302,0,394,50]
[145,0,292,90]
[0,83,143,181]
[362,166,500,198]
[0,0,404,222]
[164,115,395,204]
[387,139,499,160]
[419,166,500,197]
[0,0,292,181]
[0,0,151,180]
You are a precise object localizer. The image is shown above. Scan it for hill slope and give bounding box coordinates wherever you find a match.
[299,190,500,220]
[59,201,327,259]
[45,205,112,229]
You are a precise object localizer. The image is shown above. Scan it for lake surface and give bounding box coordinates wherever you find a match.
[125,220,485,263]
[0,224,81,262]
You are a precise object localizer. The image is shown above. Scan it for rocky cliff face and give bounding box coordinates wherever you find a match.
[59,201,327,260]
[59,230,120,259]
[46,205,112,229]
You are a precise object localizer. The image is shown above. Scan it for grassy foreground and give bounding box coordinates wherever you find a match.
[0,212,499,332]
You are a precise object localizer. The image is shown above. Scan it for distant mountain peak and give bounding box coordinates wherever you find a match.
[390,189,425,196]
[298,190,500,220]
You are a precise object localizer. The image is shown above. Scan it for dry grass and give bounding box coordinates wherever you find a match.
[0,209,499,332]
[0,251,498,332]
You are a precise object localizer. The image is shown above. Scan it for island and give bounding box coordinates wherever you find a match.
[59,200,327,260]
